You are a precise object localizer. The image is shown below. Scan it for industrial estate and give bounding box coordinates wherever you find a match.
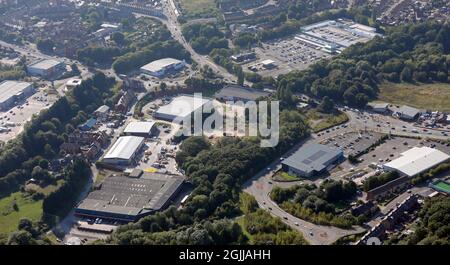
[0,0,449,250]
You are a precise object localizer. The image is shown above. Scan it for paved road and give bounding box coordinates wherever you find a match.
[160,0,239,84]
[243,136,365,245]
[243,107,449,245]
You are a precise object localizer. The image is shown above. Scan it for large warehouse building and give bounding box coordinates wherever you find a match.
[75,172,185,222]
[123,121,157,137]
[102,136,145,165]
[154,95,212,122]
[383,147,450,177]
[282,143,344,178]
[27,59,65,79]
[140,58,185,78]
[0,81,34,111]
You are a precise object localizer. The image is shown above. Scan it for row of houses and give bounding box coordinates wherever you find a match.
[356,194,420,245]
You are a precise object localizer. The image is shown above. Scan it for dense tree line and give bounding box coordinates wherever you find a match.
[363,171,399,192]
[239,193,308,245]
[42,159,91,218]
[403,196,450,245]
[0,73,117,195]
[182,23,228,54]
[107,110,309,244]
[0,62,26,81]
[271,180,358,228]
[276,21,450,107]
[77,46,122,66]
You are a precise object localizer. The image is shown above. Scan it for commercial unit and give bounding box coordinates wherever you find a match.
[215,85,270,102]
[140,58,185,78]
[261,59,276,69]
[298,19,380,54]
[281,143,344,178]
[368,102,389,113]
[65,78,82,90]
[123,121,157,137]
[383,147,450,177]
[395,105,421,120]
[93,105,110,121]
[154,95,212,122]
[102,136,145,165]
[0,81,34,111]
[75,172,184,222]
[27,59,65,79]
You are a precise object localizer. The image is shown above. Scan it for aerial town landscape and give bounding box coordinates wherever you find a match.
[0,0,449,252]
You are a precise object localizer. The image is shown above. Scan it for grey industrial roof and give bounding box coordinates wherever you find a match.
[104,136,144,160]
[0,81,32,104]
[76,173,184,216]
[140,58,183,73]
[95,105,110,114]
[215,85,270,101]
[369,102,389,109]
[282,143,342,174]
[124,121,155,134]
[28,59,63,70]
[155,95,211,120]
[397,105,420,118]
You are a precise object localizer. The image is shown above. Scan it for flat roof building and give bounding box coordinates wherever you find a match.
[123,121,157,137]
[75,172,184,222]
[215,85,270,102]
[154,95,212,122]
[27,59,65,79]
[0,81,34,111]
[102,136,145,165]
[396,105,421,120]
[65,78,82,90]
[140,58,185,78]
[383,147,450,177]
[282,143,344,177]
[368,102,389,113]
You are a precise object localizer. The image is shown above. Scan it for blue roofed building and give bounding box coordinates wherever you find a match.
[78,118,97,131]
[281,143,344,177]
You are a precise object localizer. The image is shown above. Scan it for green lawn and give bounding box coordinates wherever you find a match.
[178,0,218,19]
[378,82,450,112]
[435,181,450,194]
[0,192,43,235]
[273,171,300,182]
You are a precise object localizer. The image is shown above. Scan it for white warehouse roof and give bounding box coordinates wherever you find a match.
[0,81,32,105]
[104,136,144,161]
[28,59,63,70]
[155,95,211,120]
[124,121,155,134]
[383,147,450,177]
[140,58,183,73]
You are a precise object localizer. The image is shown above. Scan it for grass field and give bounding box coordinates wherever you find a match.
[178,0,218,19]
[306,110,349,133]
[0,192,43,235]
[435,181,450,194]
[378,82,450,112]
[273,171,300,182]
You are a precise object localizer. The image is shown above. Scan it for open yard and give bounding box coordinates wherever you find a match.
[0,192,43,235]
[178,0,218,19]
[378,82,450,112]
